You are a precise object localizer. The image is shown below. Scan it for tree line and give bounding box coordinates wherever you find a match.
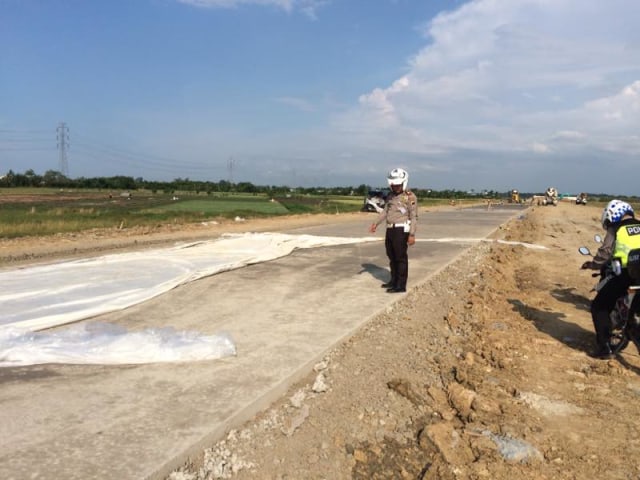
[0,168,509,200]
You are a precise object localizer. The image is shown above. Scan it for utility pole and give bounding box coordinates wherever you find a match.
[56,122,69,176]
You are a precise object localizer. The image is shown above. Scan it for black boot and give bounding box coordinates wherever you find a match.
[381,281,394,288]
[386,286,406,293]
[592,343,614,360]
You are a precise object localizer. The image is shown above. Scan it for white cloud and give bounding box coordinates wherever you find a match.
[550,130,585,141]
[357,76,410,127]
[326,0,640,192]
[274,96,316,112]
[530,142,549,153]
[159,0,640,193]
[176,0,326,17]
[584,80,640,125]
[178,0,293,10]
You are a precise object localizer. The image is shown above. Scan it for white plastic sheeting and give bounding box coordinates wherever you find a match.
[2,232,378,332]
[416,238,548,250]
[0,232,377,366]
[0,323,237,367]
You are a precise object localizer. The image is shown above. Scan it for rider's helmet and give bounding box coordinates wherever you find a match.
[601,199,635,229]
[387,168,409,191]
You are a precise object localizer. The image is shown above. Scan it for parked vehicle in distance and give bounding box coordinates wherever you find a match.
[576,192,588,205]
[362,189,389,213]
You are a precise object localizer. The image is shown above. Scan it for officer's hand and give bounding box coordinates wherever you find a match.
[581,261,594,270]
[369,223,377,233]
[408,235,416,246]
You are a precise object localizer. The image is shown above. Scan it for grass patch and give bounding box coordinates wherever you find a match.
[0,190,471,239]
[143,198,289,216]
[0,193,361,238]
[274,196,363,215]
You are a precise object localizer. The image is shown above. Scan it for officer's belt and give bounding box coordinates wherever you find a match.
[387,222,409,228]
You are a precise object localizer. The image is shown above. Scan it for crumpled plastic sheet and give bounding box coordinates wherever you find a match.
[482,430,543,463]
[0,322,237,367]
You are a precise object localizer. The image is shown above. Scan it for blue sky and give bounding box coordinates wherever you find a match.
[1,0,639,194]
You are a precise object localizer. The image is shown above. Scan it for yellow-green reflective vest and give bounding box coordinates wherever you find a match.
[613,223,640,267]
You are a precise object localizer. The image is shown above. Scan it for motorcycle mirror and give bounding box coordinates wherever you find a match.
[594,234,602,243]
[578,246,591,256]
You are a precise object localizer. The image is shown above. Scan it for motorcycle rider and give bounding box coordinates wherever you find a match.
[582,200,640,359]
[369,168,418,293]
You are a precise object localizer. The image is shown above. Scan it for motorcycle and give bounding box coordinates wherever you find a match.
[579,235,640,354]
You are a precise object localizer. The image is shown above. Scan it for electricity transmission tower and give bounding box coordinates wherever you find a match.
[56,122,70,176]
[227,156,235,184]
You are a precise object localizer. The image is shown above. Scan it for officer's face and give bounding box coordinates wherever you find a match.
[391,184,403,193]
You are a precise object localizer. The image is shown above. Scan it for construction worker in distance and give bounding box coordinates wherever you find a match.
[581,199,640,359]
[369,168,418,293]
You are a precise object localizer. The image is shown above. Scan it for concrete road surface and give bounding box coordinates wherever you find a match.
[0,204,525,480]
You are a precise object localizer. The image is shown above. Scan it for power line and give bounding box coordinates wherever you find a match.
[71,132,227,177]
[0,128,51,134]
[72,140,221,173]
[1,126,230,180]
[0,147,52,152]
[0,129,51,150]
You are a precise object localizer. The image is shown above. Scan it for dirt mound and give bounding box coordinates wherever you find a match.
[169,202,640,480]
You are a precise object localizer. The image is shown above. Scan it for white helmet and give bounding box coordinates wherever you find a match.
[387,168,408,191]
[601,199,634,229]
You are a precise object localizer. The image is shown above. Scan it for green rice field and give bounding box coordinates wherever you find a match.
[0,189,363,238]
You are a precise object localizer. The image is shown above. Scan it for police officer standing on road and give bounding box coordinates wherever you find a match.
[369,168,418,293]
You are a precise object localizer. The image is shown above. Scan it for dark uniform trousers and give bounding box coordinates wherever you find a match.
[385,226,409,290]
[591,270,631,349]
